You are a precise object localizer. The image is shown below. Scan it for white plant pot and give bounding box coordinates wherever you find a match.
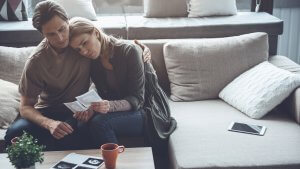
[19,164,35,169]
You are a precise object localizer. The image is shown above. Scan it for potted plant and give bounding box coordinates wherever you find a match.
[6,131,45,169]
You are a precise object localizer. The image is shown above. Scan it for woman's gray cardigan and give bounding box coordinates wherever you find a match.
[90,42,145,111]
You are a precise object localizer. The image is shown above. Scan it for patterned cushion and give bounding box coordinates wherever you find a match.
[0,0,28,21]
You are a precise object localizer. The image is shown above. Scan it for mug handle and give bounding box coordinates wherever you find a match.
[11,137,19,145]
[118,145,125,153]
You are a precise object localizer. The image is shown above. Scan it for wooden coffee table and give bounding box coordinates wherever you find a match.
[0,147,155,169]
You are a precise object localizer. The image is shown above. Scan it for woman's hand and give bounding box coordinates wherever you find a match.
[73,108,94,122]
[134,40,151,63]
[90,100,110,114]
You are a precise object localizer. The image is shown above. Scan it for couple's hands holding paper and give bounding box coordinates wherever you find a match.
[73,108,94,122]
[64,90,110,122]
[90,100,110,113]
[73,100,110,122]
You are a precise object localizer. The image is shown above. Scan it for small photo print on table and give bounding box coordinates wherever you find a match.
[53,161,77,169]
[75,166,94,169]
[83,158,104,167]
[50,153,104,169]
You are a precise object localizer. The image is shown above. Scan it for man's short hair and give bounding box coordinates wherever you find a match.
[32,0,68,32]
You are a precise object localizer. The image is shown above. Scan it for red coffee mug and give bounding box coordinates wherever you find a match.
[11,137,19,145]
[100,143,125,169]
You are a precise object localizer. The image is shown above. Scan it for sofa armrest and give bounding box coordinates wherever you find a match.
[269,55,300,124]
[285,88,300,124]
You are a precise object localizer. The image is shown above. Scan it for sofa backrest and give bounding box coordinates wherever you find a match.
[0,12,282,55]
[139,40,171,95]
[140,34,272,96]
[0,35,275,95]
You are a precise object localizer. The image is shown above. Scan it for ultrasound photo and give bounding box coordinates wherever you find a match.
[53,161,77,169]
[75,166,93,169]
[83,158,104,167]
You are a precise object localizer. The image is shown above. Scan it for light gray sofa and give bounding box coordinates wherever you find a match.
[141,39,300,169]
[1,11,300,169]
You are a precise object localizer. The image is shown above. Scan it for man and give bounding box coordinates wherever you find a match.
[5,0,149,150]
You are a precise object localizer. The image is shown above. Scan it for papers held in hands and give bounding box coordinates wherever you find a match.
[64,90,102,113]
[51,153,104,169]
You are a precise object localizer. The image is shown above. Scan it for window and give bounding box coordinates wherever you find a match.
[28,0,254,17]
[27,0,143,17]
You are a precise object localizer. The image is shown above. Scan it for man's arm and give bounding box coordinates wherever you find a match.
[20,95,73,139]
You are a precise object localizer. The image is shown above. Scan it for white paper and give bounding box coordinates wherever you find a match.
[50,153,104,169]
[64,101,87,113]
[64,89,102,113]
[76,90,102,108]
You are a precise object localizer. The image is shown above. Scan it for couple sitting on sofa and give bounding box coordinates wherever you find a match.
[5,0,174,150]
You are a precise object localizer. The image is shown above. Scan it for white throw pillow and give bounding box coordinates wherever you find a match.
[188,0,237,17]
[0,79,20,129]
[219,61,300,119]
[52,0,97,20]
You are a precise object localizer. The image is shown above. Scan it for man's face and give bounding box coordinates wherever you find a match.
[41,15,69,50]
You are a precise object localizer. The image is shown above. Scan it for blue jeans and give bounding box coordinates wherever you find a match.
[89,110,144,147]
[4,105,90,150]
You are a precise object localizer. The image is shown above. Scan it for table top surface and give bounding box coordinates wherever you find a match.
[0,147,155,169]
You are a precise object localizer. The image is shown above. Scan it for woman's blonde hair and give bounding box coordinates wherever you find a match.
[69,17,117,57]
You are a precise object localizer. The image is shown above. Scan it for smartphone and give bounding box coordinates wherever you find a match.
[228,122,266,136]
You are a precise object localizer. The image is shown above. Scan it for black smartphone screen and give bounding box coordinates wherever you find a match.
[230,122,264,135]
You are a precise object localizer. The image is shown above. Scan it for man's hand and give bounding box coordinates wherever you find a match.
[134,40,151,63]
[48,120,73,139]
[73,108,95,122]
[91,100,110,114]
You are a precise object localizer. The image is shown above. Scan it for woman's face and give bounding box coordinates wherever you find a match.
[70,30,101,59]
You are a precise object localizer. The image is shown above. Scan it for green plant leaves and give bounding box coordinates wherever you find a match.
[6,131,45,169]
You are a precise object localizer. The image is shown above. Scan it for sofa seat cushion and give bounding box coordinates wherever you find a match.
[0,16,127,47]
[168,100,300,169]
[126,12,283,40]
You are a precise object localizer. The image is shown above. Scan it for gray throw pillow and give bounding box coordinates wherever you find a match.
[144,0,188,17]
[0,79,20,129]
[163,32,269,101]
[0,46,35,84]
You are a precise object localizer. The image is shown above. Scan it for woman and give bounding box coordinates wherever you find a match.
[68,17,147,146]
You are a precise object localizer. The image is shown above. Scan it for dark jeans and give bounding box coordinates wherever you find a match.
[4,104,90,151]
[89,110,144,147]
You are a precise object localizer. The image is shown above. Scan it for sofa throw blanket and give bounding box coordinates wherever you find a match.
[142,62,177,146]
